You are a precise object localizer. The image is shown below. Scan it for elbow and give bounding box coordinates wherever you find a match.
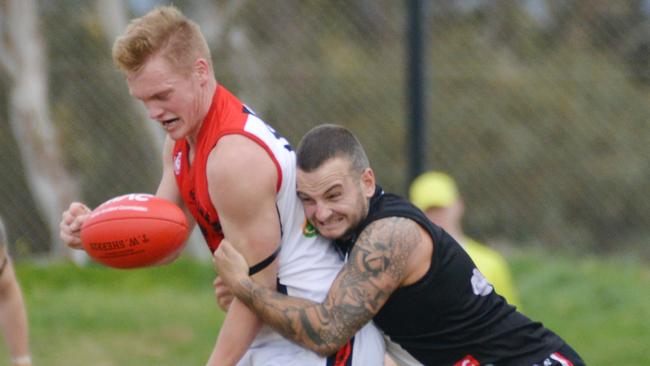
[315,348,337,358]
[313,343,347,358]
[296,318,356,357]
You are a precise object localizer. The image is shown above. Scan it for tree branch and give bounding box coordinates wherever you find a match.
[0,2,18,77]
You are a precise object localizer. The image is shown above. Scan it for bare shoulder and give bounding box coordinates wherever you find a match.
[206,134,278,220]
[355,217,423,257]
[351,217,429,286]
[207,134,277,188]
[206,135,282,266]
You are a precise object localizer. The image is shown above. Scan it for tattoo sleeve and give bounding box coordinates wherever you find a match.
[233,217,421,356]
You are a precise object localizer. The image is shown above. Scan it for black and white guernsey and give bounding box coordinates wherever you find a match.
[335,186,567,366]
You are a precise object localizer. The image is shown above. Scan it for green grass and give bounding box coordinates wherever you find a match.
[1,250,648,365]
[511,248,650,366]
[6,258,224,366]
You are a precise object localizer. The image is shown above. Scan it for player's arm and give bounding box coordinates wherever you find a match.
[206,135,281,366]
[147,136,195,264]
[216,216,425,356]
[0,251,31,366]
[156,136,195,226]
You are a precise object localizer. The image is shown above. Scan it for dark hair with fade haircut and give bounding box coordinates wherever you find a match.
[296,124,370,173]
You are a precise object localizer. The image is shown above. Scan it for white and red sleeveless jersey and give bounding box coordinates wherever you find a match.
[172,85,347,347]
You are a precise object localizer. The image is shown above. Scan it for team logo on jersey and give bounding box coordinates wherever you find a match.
[470,268,493,296]
[173,150,182,176]
[302,220,317,237]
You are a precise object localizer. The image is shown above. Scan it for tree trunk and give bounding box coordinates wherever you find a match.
[96,0,165,153]
[0,0,83,261]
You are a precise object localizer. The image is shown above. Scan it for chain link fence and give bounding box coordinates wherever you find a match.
[1,0,648,260]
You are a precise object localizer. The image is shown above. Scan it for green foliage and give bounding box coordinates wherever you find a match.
[424,15,650,251]
[43,3,161,207]
[0,78,50,255]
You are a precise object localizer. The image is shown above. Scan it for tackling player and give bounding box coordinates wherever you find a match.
[215,124,586,366]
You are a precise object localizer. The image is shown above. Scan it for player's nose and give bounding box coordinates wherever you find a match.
[145,103,164,120]
[314,202,332,222]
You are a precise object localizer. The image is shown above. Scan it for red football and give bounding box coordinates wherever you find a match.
[81,193,189,269]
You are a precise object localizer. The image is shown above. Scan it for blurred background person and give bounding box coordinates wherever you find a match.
[0,218,32,366]
[409,171,521,308]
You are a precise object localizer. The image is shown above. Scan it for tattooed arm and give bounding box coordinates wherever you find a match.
[214,216,426,356]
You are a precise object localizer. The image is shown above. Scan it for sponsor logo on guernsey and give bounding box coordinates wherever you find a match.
[470,268,493,296]
[173,150,182,176]
[302,220,317,237]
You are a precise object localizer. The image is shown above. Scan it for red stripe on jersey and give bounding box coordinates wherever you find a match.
[172,84,281,252]
[328,340,353,366]
[550,352,574,366]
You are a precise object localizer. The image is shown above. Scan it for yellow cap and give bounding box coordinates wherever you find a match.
[409,171,459,210]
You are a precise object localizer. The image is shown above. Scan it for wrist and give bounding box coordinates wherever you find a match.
[233,277,255,300]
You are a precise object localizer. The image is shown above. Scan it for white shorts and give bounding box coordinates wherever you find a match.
[237,321,385,366]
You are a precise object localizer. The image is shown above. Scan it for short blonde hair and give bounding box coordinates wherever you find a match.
[112,5,212,74]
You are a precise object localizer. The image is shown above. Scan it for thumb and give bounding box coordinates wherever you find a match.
[220,239,235,255]
[70,202,91,215]
[213,242,230,269]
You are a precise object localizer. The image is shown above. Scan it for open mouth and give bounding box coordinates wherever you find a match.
[161,117,180,127]
[319,217,344,230]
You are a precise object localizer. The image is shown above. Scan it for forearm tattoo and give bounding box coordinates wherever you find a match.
[235,217,421,355]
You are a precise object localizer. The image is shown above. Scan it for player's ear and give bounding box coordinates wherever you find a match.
[194,58,210,83]
[360,168,375,198]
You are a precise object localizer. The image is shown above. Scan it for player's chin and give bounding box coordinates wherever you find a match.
[317,231,338,240]
[163,124,187,140]
[167,130,186,141]
[316,224,349,241]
